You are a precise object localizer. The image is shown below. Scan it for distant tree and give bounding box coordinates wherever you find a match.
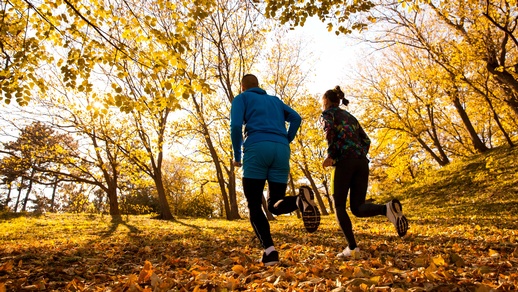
[0,122,78,212]
[0,155,24,210]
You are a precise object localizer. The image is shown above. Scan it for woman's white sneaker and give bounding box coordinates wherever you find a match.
[336,246,360,258]
[386,199,409,237]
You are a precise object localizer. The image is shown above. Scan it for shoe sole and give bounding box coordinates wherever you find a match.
[299,186,321,233]
[389,199,408,237]
[397,215,409,237]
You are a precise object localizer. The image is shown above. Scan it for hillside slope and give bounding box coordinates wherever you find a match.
[378,145,518,230]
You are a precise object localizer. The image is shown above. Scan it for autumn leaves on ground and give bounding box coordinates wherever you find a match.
[1,147,518,291]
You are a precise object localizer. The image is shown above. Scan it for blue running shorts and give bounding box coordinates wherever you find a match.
[243,141,290,183]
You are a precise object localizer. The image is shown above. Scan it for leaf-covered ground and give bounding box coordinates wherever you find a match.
[1,146,517,291]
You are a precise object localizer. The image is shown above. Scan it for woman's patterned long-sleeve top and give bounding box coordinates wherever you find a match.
[321,106,370,162]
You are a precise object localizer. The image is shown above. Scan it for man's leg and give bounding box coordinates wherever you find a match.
[266,143,298,215]
[243,177,280,266]
[267,182,298,215]
[243,177,273,249]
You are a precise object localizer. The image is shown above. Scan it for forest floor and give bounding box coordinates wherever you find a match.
[1,146,518,291]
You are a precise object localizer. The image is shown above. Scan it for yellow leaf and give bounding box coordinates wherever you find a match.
[352,266,365,277]
[369,276,380,284]
[432,255,446,266]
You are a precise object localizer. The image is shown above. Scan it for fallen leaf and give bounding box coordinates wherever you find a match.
[0,261,13,272]
[232,264,245,274]
[138,261,153,283]
[432,255,446,266]
[489,249,500,258]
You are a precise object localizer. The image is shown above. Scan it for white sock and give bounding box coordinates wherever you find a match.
[265,246,276,255]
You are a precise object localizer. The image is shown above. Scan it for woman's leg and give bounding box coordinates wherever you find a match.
[332,163,357,249]
[348,159,385,217]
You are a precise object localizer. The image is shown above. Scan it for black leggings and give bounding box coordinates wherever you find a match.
[332,158,385,249]
[243,178,299,249]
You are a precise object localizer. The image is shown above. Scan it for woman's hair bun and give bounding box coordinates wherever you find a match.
[334,86,345,99]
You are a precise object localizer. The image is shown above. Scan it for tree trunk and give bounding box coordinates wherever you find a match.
[426,105,451,164]
[107,186,120,218]
[321,175,335,214]
[486,63,518,115]
[22,169,36,212]
[14,180,23,213]
[50,177,58,212]
[154,170,174,220]
[416,137,450,166]
[227,161,241,219]
[192,96,236,220]
[299,162,329,215]
[451,94,489,153]
[483,93,515,147]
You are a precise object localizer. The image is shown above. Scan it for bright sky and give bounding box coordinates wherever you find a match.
[288,17,367,95]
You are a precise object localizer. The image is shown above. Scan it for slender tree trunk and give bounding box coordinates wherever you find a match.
[483,94,515,147]
[14,182,23,213]
[22,169,36,212]
[298,163,329,215]
[50,177,58,212]
[214,159,232,219]
[451,94,489,153]
[227,160,241,219]
[321,175,335,214]
[415,137,449,166]
[192,96,237,219]
[426,105,451,164]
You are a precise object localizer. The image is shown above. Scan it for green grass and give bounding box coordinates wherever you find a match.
[0,146,517,291]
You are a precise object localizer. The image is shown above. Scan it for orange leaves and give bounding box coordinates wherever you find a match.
[1,214,518,291]
[138,260,153,283]
[231,264,246,274]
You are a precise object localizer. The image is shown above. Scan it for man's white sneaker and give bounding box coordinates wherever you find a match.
[336,246,360,258]
[386,199,409,237]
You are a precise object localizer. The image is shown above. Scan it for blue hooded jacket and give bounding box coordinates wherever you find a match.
[230,87,301,163]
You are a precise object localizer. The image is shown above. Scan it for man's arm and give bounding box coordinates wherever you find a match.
[230,95,245,163]
[283,104,302,143]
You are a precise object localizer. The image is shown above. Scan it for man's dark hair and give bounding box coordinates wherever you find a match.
[242,74,259,90]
